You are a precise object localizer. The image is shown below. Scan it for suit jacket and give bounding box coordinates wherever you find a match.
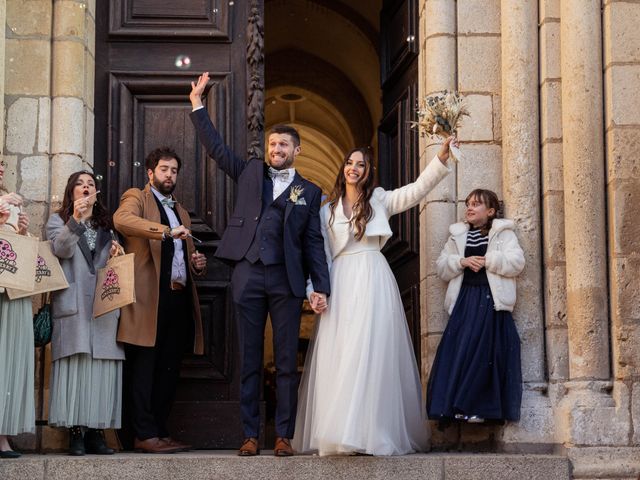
[113,184,204,353]
[190,107,330,298]
[46,214,125,362]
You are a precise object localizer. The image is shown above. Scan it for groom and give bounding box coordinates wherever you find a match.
[189,73,330,456]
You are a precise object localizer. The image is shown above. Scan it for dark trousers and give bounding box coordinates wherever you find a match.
[232,260,303,439]
[125,287,190,440]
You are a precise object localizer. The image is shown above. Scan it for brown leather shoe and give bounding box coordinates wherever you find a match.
[238,437,259,456]
[134,437,182,454]
[274,437,294,457]
[161,437,192,452]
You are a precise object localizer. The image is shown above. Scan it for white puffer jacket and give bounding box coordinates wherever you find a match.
[436,219,525,313]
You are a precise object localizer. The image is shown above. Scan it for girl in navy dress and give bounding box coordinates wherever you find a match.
[427,189,524,426]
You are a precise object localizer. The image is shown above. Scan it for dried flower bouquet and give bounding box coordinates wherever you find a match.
[411,91,469,163]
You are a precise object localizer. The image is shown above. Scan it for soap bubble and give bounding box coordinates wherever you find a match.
[95,174,103,181]
[133,161,141,167]
[175,55,192,70]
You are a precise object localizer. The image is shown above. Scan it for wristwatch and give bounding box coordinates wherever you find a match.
[163,226,172,240]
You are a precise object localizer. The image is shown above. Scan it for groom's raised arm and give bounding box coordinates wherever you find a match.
[189,72,247,181]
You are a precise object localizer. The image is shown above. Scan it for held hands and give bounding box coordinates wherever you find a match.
[437,136,459,164]
[309,292,328,314]
[460,255,485,272]
[73,196,93,222]
[0,192,23,207]
[190,72,209,109]
[17,212,29,235]
[0,200,10,226]
[168,225,191,240]
[109,240,123,257]
[191,251,207,271]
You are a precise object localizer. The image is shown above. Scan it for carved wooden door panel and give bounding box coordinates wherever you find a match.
[94,0,264,448]
[378,0,422,367]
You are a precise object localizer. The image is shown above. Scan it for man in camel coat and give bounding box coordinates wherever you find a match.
[114,146,206,453]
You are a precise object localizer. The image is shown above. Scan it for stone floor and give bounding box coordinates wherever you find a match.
[0,451,570,480]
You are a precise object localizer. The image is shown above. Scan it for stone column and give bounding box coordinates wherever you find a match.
[539,0,569,385]
[419,0,457,379]
[556,0,629,455]
[560,0,608,383]
[50,0,93,200]
[501,0,543,384]
[498,0,555,448]
[418,0,457,447]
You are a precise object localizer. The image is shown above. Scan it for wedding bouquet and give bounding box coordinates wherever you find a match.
[411,91,469,163]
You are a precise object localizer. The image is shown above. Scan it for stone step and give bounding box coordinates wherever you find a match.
[0,452,570,480]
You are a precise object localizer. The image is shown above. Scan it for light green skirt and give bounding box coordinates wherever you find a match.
[49,353,122,429]
[0,294,35,435]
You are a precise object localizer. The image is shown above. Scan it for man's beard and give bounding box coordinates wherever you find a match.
[268,152,294,170]
[152,175,176,195]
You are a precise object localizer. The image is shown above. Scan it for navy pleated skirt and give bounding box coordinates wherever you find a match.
[426,284,522,424]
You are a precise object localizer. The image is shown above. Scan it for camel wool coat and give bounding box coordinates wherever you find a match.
[113,183,204,354]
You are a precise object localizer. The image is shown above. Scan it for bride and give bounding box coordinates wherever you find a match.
[293,138,455,455]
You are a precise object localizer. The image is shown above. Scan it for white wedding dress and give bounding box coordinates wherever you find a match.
[293,204,430,456]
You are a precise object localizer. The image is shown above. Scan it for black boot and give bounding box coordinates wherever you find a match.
[84,429,114,455]
[68,426,85,456]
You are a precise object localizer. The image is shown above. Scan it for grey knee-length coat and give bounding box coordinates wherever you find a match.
[46,214,125,362]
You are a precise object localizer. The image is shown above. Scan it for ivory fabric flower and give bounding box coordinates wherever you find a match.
[289,185,305,203]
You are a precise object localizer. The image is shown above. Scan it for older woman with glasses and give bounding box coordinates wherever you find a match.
[0,160,34,459]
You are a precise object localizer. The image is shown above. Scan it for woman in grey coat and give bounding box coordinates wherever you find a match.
[46,171,125,456]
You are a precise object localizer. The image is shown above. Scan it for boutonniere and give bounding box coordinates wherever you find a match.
[288,185,306,205]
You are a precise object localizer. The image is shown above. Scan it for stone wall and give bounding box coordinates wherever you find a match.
[418,0,640,477]
[2,0,97,452]
[0,1,638,474]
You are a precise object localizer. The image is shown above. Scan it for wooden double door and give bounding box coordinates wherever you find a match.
[95,0,258,448]
[95,0,420,449]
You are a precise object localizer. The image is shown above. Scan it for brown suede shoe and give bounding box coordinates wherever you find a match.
[274,437,294,457]
[134,437,182,454]
[161,437,192,452]
[238,437,259,456]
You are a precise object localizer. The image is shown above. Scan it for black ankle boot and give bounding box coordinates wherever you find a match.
[69,426,85,456]
[84,429,114,455]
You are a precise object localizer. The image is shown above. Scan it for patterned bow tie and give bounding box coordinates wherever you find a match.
[268,167,290,181]
[161,197,176,208]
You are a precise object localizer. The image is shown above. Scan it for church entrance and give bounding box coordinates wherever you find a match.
[94,0,420,448]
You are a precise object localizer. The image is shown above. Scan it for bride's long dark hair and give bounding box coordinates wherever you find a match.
[327,147,376,241]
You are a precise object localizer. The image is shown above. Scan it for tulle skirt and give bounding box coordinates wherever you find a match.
[427,284,522,423]
[49,353,122,429]
[0,294,35,435]
[293,250,429,455]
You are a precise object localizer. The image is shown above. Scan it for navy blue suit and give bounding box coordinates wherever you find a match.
[190,108,330,439]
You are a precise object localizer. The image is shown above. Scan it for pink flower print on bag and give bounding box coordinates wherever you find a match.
[0,239,18,274]
[35,255,51,283]
[100,267,121,301]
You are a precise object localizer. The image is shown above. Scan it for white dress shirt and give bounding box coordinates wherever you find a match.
[151,187,187,286]
[269,167,296,200]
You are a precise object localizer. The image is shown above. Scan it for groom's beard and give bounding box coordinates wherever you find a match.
[152,175,176,196]
[268,151,295,170]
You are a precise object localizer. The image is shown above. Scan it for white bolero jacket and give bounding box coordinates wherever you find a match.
[307,155,450,298]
